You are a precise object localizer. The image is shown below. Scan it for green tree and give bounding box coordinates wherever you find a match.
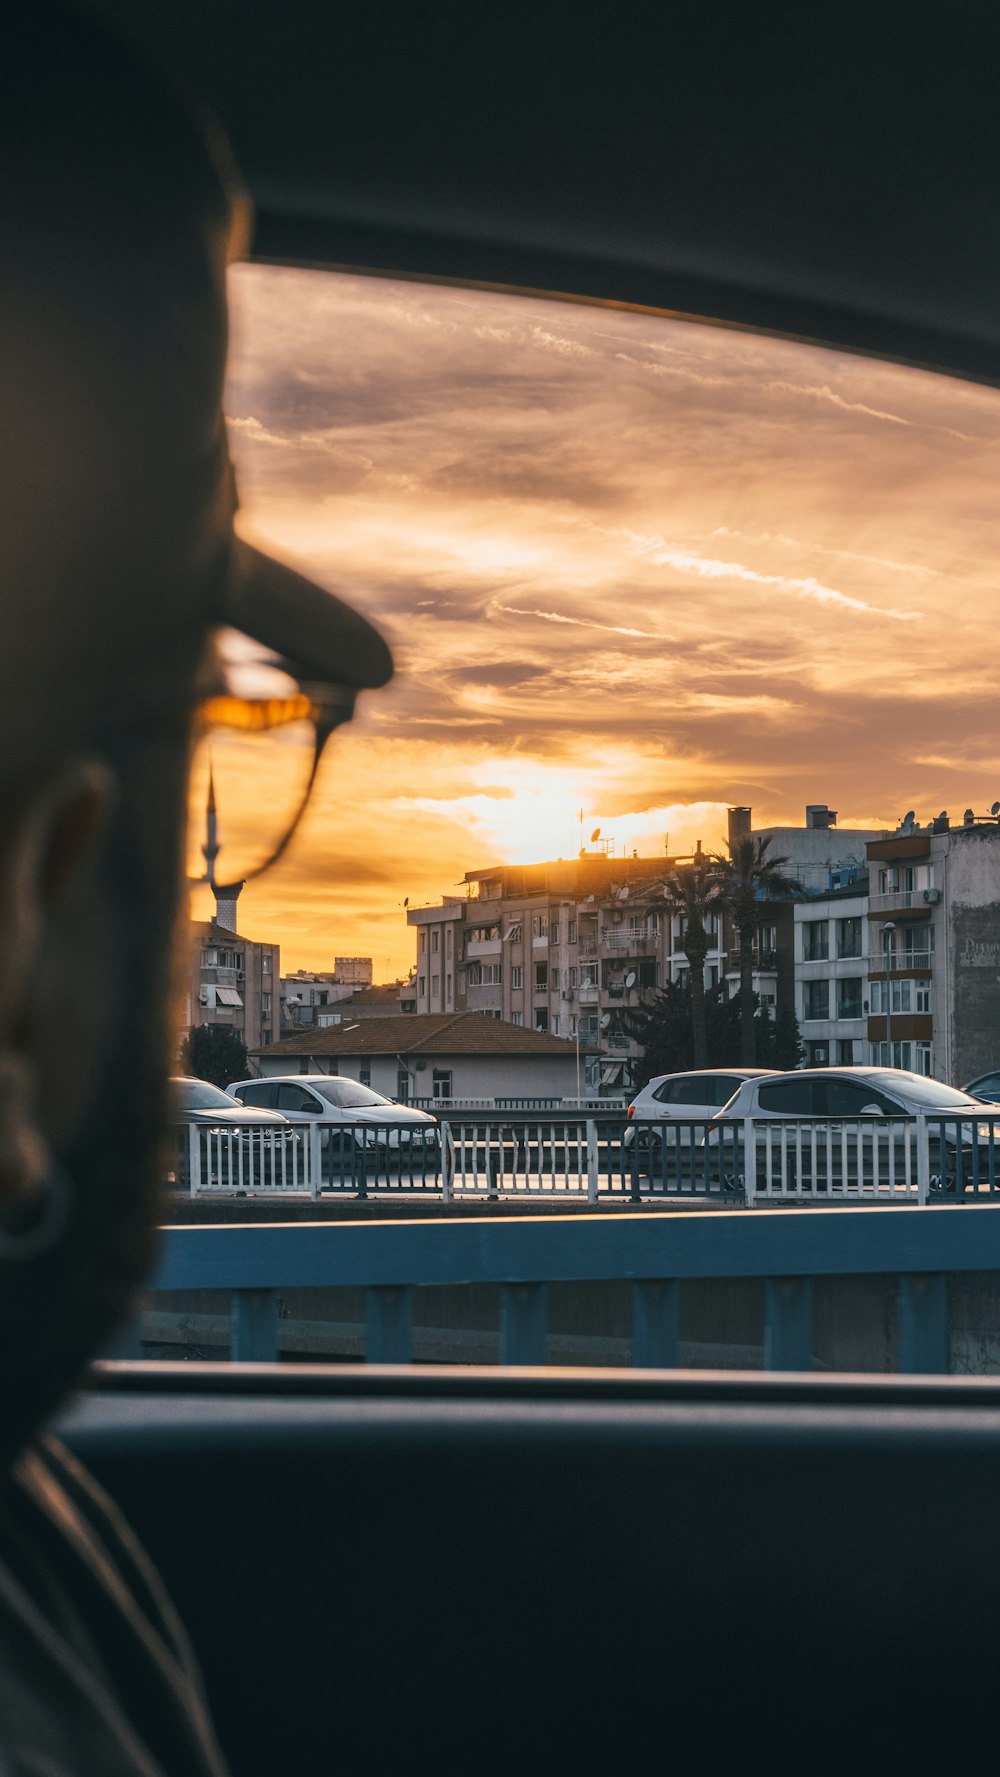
[659,857,725,1066]
[713,835,798,1065]
[754,1000,804,1070]
[179,1023,250,1089]
[628,982,741,1085]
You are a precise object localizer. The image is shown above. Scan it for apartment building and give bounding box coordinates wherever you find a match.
[183,920,281,1051]
[865,812,1000,1084]
[794,887,870,1069]
[407,806,887,1094]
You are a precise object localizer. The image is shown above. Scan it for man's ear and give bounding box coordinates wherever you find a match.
[0,759,117,1214]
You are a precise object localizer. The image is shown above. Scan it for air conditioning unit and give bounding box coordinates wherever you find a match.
[236,969,245,981]
[923,889,941,905]
[198,990,210,1006]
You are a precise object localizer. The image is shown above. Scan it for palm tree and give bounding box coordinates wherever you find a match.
[659,855,724,1067]
[713,834,798,1064]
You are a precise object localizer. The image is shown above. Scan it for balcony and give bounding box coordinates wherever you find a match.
[726,947,777,971]
[869,890,937,915]
[466,938,501,958]
[868,951,934,977]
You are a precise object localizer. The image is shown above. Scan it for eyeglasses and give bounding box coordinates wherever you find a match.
[187,632,358,887]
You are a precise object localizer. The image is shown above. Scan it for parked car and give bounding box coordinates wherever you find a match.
[169,1076,298,1188]
[961,1070,1000,1105]
[225,1075,440,1165]
[707,1068,999,1193]
[625,1069,780,1134]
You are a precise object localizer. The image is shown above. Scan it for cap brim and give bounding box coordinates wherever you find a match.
[223,538,394,691]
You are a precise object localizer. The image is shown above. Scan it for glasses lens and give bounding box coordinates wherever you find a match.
[187,633,319,885]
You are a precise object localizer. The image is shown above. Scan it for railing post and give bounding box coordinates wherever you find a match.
[440,1121,454,1202]
[743,1116,757,1206]
[631,1280,679,1368]
[500,1283,547,1365]
[309,1122,322,1200]
[900,1273,949,1373]
[232,1289,279,1362]
[366,1285,414,1363]
[586,1120,599,1205]
[764,1276,813,1370]
[915,1111,930,1206]
[188,1123,201,1198]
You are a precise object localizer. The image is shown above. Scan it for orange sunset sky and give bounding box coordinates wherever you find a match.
[189,264,1000,980]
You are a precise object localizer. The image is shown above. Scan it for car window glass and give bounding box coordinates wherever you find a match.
[713,1077,743,1107]
[821,1080,899,1117]
[758,1079,816,1116]
[237,1083,274,1108]
[671,1078,712,1106]
[276,1085,322,1113]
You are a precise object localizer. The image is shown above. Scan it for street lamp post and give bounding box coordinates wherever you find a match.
[884,921,896,1066]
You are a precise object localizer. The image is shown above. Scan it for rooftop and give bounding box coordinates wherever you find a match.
[251,1013,591,1059]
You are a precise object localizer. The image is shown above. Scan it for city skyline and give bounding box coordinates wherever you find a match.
[190,264,1000,976]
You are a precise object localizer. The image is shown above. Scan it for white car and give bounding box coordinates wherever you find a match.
[226,1075,440,1159]
[707,1067,999,1193]
[169,1077,298,1188]
[624,1068,780,1154]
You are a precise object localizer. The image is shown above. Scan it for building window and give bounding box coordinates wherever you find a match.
[261,992,272,1015]
[804,979,829,1021]
[551,1015,560,1035]
[260,1030,271,1046]
[915,1041,933,1076]
[568,920,577,943]
[568,966,578,989]
[550,923,559,948]
[467,962,501,986]
[396,1070,410,1103]
[803,921,829,963]
[836,1038,855,1065]
[510,965,523,990]
[419,932,426,955]
[836,977,863,1020]
[534,962,548,991]
[360,1065,371,1087]
[432,930,440,953]
[418,976,426,998]
[532,913,548,939]
[446,973,453,1003]
[431,974,440,996]
[446,928,453,955]
[836,917,862,959]
[550,966,560,990]
[580,963,597,988]
[806,1039,830,1066]
[470,923,501,943]
[262,954,271,973]
[432,1069,453,1100]
[534,1008,549,1032]
[511,1011,523,1026]
[506,919,522,942]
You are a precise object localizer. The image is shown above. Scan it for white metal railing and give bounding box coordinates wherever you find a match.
[173,1112,1000,1206]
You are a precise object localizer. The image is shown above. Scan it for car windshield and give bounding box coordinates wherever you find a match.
[311,1080,393,1110]
[173,1080,239,1112]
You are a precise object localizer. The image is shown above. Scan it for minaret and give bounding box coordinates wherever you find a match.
[202,766,244,934]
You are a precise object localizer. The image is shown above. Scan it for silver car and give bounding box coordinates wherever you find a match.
[708,1067,999,1195]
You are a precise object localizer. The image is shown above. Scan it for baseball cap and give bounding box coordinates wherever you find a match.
[0,5,393,700]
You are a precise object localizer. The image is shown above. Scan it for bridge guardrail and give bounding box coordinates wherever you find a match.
[172,1111,1000,1205]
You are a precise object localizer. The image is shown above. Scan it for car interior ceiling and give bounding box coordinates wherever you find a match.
[62,4,1000,1768]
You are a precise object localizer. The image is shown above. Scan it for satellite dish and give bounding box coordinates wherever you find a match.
[992,802,1000,817]
[600,1012,611,1028]
[624,970,636,988]
[590,827,601,842]
[618,885,629,901]
[584,894,595,904]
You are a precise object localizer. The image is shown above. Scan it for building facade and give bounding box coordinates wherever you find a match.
[183,920,281,1052]
[407,806,889,1094]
